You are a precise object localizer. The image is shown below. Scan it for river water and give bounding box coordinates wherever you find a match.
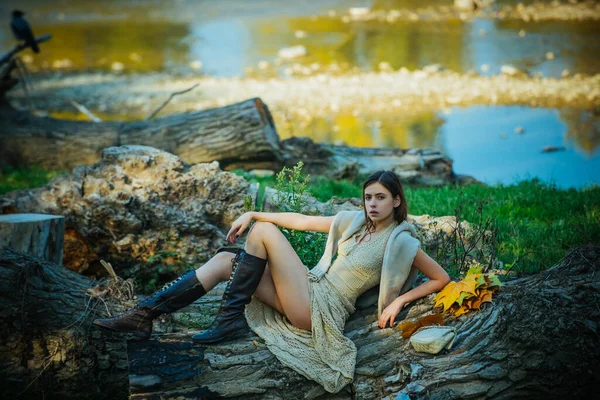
[0,0,598,187]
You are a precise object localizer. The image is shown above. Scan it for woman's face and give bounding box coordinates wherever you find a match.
[364,182,400,223]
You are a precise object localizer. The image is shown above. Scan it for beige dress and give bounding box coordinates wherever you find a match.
[245,221,398,393]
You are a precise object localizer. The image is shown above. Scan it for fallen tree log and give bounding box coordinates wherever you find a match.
[0,248,130,400]
[1,81,466,184]
[0,97,283,171]
[128,245,600,399]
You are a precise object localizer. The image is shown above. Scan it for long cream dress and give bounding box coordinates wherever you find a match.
[245,221,398,393]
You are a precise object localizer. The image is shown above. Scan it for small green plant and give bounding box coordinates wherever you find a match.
[273,162,311,213]
[271,162,328,268]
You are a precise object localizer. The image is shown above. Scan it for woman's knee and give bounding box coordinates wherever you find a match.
[248,221,277,241]
[211,251,235,279]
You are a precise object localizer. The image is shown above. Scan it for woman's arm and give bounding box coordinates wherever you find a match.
[378,248,451,328]
[226,212,334,243]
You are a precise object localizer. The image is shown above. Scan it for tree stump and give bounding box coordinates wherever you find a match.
[0,248,130,400]
[0,213,64,265]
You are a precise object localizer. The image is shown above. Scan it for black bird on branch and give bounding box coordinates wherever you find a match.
[10,10,40,53]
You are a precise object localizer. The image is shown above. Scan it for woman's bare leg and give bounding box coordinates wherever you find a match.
[194,252,234,292]
[244,221,312,331]
[195,251,285,315]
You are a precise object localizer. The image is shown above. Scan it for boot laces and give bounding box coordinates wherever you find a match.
[230,249,245,271]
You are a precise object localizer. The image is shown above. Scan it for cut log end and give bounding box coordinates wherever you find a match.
[0,213,65,266]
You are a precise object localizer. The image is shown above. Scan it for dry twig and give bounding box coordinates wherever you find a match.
[145,83,199,120]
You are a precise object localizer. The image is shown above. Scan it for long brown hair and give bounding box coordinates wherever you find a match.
[362,170,408,235]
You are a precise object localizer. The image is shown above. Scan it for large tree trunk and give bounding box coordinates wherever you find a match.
[127,245,600,399]
[0,248,130,400]
[0,213,65,265]
[0,97,282,171]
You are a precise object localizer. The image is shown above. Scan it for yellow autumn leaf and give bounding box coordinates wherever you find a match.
[454,305,470,317]
[435,280,478,311]
[456,291,475,306]
[480,289,494,303]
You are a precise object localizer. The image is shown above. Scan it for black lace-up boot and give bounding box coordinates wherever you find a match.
[192,250,267,344]
[93,269,206,339]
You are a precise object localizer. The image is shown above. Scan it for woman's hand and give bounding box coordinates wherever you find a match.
[226,212,255,244]
[378,297,408,329]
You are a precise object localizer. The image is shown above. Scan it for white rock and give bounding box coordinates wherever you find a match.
[500,65,521,76]
[278,45,307,59]
[423,64,443,73]
[189,60,203,70]
[294,30,307,39]
[258,61,269,70]
[545,51,555,60]
[349,7,370,17]
[519,29,526,37]
[480,64,490,72]
[111,62,124,72]
[561,69,570,78]
[454,0,476,11]
[378,61,392,71]
[514,126,525,134]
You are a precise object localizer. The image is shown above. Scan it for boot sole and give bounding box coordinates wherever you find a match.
[93,321,151,340]
[192,328,251,345]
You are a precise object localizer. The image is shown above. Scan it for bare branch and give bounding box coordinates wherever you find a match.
[145,83,199,120]
[70,100,102,122]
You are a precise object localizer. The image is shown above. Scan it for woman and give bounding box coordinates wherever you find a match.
[94,170,450,393]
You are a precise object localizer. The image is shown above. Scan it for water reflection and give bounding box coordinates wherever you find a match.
[438,106,600,188]
[276,111,441,149]
[0,0,598,76]
[276,105,599,188]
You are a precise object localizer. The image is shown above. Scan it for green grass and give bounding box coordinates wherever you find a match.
[237,171,600,275]
[0,166,66,194]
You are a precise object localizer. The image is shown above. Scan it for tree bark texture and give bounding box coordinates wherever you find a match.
[0,248,130,400]
[280,136,462,185]
[0,213,64,266]
[127,245,600,400]
[0,97,282,171]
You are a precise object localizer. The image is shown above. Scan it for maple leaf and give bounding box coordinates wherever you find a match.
[457,291,475,306]
[463,273,486,290]
[436,279,478,311]
[486,273,502,288]
[466,264,484,276]
[479,289,494,303]
[397,313,445,339]
[454,305,470,317]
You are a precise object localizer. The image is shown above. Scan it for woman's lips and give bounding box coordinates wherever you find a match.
[369,211,378,215]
